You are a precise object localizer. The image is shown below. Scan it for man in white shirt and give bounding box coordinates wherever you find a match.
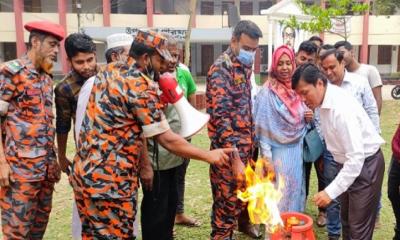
[319,48,382,238]
[334,41,383,115]
[320,48,380,133]
[292,63,385,240]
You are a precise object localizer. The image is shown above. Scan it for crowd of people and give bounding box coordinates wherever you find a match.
[0,18,398,240]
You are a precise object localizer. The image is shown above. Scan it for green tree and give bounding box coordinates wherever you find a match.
[281,0,369,40]
[374,0,400,15]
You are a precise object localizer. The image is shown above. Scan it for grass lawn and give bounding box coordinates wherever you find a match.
[9,100,398,239]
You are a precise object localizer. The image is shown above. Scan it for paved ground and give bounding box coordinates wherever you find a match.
[197,83,398,101]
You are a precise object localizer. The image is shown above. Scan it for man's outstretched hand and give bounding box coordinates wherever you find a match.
[207,148,233,166]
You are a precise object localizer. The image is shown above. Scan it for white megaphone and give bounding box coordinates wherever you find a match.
[158,73,209,138]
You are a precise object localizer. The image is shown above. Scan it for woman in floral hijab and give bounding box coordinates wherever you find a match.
[254,45,307,212]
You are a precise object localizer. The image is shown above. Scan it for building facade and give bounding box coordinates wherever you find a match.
[0,0,399,76]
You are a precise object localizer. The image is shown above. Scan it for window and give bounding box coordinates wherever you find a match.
[24,0,41,12]
[154,0,190,14]
[260,45,268,64]
[3,43,17,62]
[111,0,146,14]
[200,1,214,15]
[24,0,58,13]
[259,1,273,13]
[0,0,13,12]
[240,1,253,15]
[303,0,315,7]
[358,45,371,63]
[377,45,392,65]
[222,1,234,15]
[67,0,102,14]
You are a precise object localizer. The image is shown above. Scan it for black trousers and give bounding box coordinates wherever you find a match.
[388,156,400,240]
[141,166,179,240]
[305,155,326,212]
[176,159,189,214]
[340,149,385,240]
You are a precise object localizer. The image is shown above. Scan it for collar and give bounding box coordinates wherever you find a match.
[226,47,252,70]
[70,70,87,85]
[342,70,351,84]
[21,55,39,75]
[320,83,335,110]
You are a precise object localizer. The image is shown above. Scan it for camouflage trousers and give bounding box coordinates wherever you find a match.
[73,188,137,240]
[210,160,246,240]
[0,180,54,240]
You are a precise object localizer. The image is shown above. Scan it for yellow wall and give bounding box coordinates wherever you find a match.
[66,13,103,33]
[1,13,399,46]
[153,14,190,28]
[323,15,400,45]
[0,13,16,42]
[110,14,147,28]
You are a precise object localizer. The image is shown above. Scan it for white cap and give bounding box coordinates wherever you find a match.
[106,33,133,50]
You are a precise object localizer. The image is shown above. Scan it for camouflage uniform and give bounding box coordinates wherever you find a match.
[206,47,255,240]
[70,58,169,239]
[0,55,58,239]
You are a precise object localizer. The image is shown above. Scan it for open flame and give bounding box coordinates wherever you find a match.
[237,158,284,233]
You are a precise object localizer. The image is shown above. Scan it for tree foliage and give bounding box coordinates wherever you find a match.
[374,0,400,15]
[281,0,369,40]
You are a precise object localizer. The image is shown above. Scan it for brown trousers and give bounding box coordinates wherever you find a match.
[339,149,385,240]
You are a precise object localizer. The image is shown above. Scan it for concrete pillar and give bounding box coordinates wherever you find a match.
[391,46,398,74]
[13,0,25,57]
[0,43,4,62]
[319,0,325,41]
[268,17,273,70]
[58,0,68,74]
[146,0,154,27]
[360,0,370,64]
[103,0,111,26]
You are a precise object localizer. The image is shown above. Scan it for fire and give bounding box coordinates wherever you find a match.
[237,158,284,233]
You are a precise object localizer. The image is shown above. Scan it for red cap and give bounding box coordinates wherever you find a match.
[24,21,65,41]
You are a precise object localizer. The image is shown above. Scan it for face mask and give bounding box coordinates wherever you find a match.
[237,48,256,67]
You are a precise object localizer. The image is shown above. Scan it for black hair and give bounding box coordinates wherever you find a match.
[297,40,318,55]
[233,20,263,40]
[308,35,323,45]
[64,33,96,59]
[27,30,48,50]
[129,41,155,59]
[320,44,335,51]
[105,46,125,64]
[292,63,328,89]
[334,40,353,51]
[319,48,344,63]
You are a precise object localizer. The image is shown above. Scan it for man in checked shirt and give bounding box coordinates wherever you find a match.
[54,33,98,174]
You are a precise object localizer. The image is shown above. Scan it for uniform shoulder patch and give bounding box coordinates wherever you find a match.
[3,60,24,75]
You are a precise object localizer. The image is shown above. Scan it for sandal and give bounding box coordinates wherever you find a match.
[175,215,201,227]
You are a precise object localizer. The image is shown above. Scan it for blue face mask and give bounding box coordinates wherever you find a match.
[236,48,256,67]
